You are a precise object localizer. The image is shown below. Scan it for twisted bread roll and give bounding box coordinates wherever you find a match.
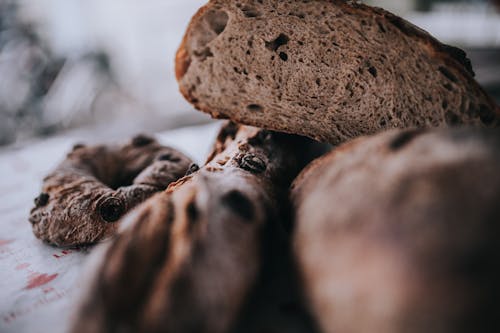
[29,134,192,247]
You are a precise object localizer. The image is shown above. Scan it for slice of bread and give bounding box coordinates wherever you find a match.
[292,127,500,332]
[176,0,499,144]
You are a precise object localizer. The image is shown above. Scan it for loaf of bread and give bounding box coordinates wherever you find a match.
[29,134,192,247]
[292,127,500,332]
[71,122,321,333]
[176,0,499,145]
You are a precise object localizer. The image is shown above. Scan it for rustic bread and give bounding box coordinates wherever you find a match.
[29,134,192,247]
[292,127,500,333]
[71,122,321,333]
[176,0,499,144]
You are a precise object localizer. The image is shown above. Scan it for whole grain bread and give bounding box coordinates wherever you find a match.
[292,127,500,333]
[29,134,192,247]
[176,0,499,144]
[71,122,321,333]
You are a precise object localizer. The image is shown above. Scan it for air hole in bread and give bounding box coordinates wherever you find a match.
[316,78,321,86]
[189,10,228,52]
[241,6,261,18]
[279,52,288,61]
[438,66,458,83]
[265,33,289,52]
[206,10,229,35]
[368,66,377,78]
[377,21,387,33]
[247,104,263,112]
[442,99,448,109]
[443,83,453,91]
[378,118,387,126]
[193,47,213,61]
[289,11,306,19]
[389,129,424,151]
[445,111,460,125]
[221,190,254,221]
[479,104,496,125]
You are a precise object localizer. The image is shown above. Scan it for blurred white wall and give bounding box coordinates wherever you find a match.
[17,0,207,128]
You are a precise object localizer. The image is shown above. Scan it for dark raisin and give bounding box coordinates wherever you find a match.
[98,197,125,223]
[34,192,49,207]
[185,163,200,176]
[239,154,266,173]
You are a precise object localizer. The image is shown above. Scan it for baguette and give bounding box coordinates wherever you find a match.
[71,122,320,333]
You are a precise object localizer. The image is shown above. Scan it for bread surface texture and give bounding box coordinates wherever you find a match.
[71,123,319,333]
[177,0,499,144]
[29,134,192,247]
[292,127,500,333]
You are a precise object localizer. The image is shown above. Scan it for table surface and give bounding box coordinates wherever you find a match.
[0,122,220,333]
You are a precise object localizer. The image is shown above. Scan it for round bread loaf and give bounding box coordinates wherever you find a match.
[292,127,500,333]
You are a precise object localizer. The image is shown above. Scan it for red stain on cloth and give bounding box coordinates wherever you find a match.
[25,273,58,289]
[0,239,14,247]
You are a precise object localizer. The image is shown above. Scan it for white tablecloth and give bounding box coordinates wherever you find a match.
[0,122,220,333]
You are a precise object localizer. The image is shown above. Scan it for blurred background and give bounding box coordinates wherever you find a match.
[0,0,499,147]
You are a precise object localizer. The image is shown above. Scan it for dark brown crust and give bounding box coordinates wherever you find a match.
[29,134,192,247]
[175,3,211,81]
[292,127,500,332]
[71,122,321,333]
[176,0,500,143]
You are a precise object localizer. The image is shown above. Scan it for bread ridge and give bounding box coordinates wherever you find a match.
[176,0,499,145]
